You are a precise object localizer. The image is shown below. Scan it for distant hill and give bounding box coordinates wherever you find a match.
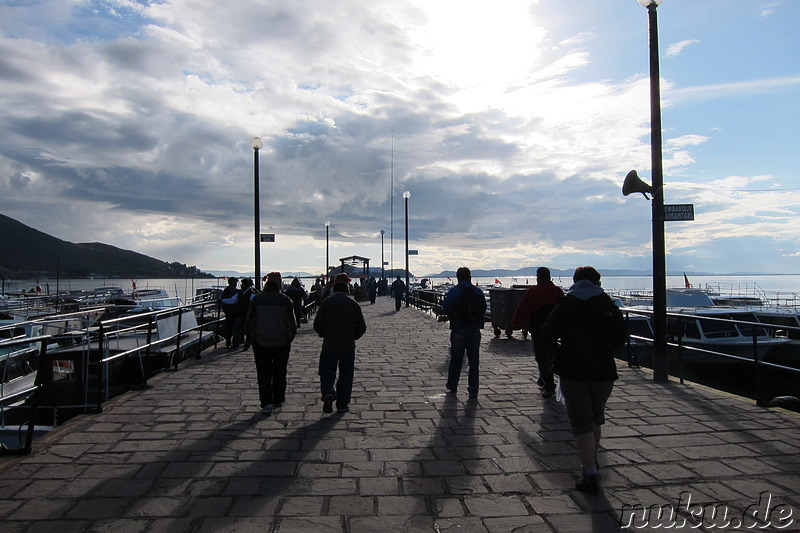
[0,213,213,279]
[424,267,720,278]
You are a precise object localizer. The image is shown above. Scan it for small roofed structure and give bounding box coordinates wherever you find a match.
[338,255,370,279]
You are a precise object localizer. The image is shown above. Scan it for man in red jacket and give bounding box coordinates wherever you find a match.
[512,267,564,397]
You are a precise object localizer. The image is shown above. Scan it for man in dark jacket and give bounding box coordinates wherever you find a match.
[239,278,257,350]
[542,266,627,495]
[511,266,564,397]
[284,277,307,325]
[389,275,406,311]
[219,277,241,350]
[441,267,487,399]
[245,272,297,416]
[313,273,367,414]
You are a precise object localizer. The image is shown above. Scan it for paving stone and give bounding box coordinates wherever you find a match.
[0,296,798,533]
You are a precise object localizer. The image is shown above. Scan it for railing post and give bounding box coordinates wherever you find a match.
[173,309,183,370]
[96,323,106,412]
[753,330,766,406]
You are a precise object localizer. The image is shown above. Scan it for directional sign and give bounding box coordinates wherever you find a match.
[664,204,694,221]
[260,233,276,242]
[408,249,419,255]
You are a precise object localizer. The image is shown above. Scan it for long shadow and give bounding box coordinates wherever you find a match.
[519,392,627,531]
[1,330,345,531]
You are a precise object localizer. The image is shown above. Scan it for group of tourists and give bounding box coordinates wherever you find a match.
[219,272,366,417]
[441,265,627,495]
[220,263,627,495]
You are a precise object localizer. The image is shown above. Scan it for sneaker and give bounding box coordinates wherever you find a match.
[468,392,478,399]
[541,387,556,398]
[575,473,599,495]
[322,395,334,414]
[337,406,350,413]
[261,404,273,416]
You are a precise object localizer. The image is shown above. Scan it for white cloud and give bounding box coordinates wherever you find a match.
[0,0,798,276]
[665,39,699,58]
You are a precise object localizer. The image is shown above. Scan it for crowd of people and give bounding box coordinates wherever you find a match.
[218,264,627,495]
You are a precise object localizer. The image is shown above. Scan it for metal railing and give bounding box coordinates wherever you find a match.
[0,334,52,455]
[1,300,223,437]
[620,307,800,406]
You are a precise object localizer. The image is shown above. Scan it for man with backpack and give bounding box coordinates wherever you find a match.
[511,266,564,397]
[441,267,487,398]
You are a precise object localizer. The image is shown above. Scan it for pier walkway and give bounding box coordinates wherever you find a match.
[1,296,799,532]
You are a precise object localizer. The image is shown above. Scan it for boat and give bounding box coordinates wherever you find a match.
[619,289,800,367]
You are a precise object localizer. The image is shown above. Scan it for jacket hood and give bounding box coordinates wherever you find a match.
[567,279,604,301]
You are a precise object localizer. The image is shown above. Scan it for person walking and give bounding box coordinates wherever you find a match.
[219,277,241,350]
[367,277,378,304]
[245,272,297,416]
[441,267,487,399]
[239,278,257,350]
[285,277,307,325]
[313,273,367,414]
[541,266,627,495]
[390,275,406,311]
[511,266,564,397]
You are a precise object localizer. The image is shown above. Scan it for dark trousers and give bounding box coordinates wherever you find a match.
[222,313,239,347]
[319,347,355,410]
[393,295,403,311]
[532,335,555,390]
[252,343,291,407]
[447,328,481,395]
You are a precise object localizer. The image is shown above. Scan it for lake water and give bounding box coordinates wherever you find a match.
[5,274,800,301]
[465,274,800,298]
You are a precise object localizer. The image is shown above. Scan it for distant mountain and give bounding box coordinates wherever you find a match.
[0,213,214,279]
[424,267,721,278]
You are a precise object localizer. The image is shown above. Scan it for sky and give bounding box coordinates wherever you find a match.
[1,0,799,278]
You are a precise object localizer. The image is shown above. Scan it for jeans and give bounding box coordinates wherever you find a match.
[394,295,403,311]
[319,347,356,410]
[252,343,291,407]
[447,328,481,395]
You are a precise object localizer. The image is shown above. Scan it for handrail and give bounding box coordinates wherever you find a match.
[620,307,800,406]
[0,334,52,455]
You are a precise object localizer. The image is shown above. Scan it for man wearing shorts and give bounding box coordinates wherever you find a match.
[542,266,627,494]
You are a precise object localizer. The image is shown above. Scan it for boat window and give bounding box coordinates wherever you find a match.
[668,316,701,340]
[627,318,652,338]
[697,317,739,339]
[728,313,768,337]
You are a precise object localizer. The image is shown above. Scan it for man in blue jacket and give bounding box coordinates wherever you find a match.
[442,267,487,398]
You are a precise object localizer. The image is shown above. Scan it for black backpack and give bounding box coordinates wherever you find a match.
[454,285,482,323]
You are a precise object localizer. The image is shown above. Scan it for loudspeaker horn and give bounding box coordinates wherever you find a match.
[622,170,653,199]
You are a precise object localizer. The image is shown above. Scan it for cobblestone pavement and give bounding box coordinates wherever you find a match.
[1,296,799,532]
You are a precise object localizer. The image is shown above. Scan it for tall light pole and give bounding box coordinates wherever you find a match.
[250,136,263,286]
[638,0,668,382]
[325,221,331,283]
[402,191,411,307]
[380,229,385,281]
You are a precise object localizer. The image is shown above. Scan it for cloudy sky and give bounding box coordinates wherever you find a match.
[1,0,798,277]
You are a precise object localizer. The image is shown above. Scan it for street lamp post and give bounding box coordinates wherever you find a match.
[325,221,331,283]
[250,136,263,286]
[402,191,411,307]
[380,229,385,281]
[638,0,668,382]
